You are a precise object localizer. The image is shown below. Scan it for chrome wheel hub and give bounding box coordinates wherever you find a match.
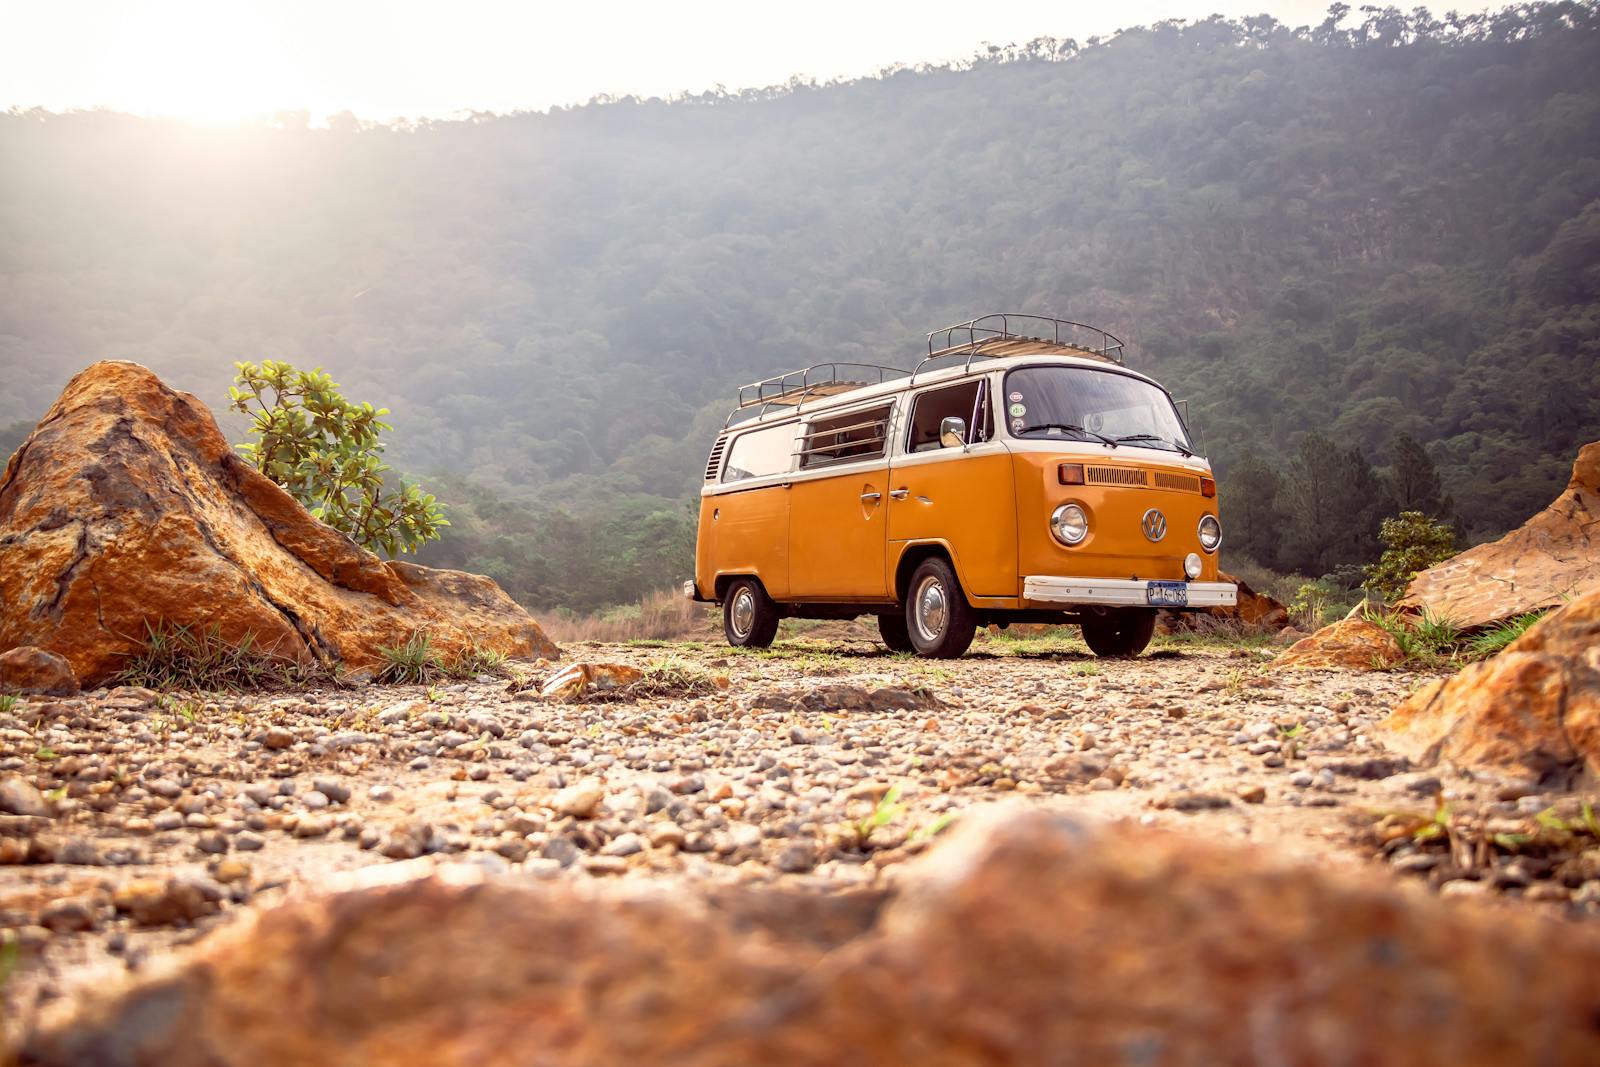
[731,589,755,637]
[914,576,947,642]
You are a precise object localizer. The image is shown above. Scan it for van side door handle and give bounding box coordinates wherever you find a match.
[859,491,881,502]
[888,488,910,500]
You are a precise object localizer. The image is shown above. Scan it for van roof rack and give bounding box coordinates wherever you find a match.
[726,361,907,427]
[915,314,1125,381]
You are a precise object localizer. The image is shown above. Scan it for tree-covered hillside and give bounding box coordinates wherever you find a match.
[3,4,1598,609]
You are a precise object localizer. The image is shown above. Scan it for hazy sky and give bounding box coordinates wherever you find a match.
[3,0,1493,122]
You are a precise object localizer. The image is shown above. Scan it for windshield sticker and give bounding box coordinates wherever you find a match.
[1010,417,1025,433]
[1008,391,1023,403]
[1008,403,1026,418]
[1086,413,1105,433]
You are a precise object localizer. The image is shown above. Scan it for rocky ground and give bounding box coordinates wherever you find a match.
[4,623,1598,1040]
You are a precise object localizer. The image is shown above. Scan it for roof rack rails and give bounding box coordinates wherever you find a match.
[914,314,1126,382]
[726,361,906,427]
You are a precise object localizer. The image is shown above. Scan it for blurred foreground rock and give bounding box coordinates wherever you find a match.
[1402,440,1600,629]
[0,361,558,685]
[1381,587,1600,787]
[23,807,1600,1067]
[1274,616,1403,670]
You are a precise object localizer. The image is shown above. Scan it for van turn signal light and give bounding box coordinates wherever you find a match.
[1200,476,1216,498]
[1058,463,1085,485]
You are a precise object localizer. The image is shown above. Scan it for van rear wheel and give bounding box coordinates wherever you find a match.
[905,558,977,659]
[877,613,915,653]
[1080,609,1157,658]
[723,578,779,649]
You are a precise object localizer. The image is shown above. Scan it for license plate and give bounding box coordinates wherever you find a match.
[1146,580,1188,608]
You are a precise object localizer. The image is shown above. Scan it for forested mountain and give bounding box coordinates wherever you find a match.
[3,3,1598,610]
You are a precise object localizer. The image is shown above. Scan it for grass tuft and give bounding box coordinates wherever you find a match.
[1464,611,1544,661]
[377,630,443,685]
[117,621,316,691]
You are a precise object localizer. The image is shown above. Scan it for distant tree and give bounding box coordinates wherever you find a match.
[230,361,448,557]
[1280,433,1394,576]
[1224,453,1289,570]
[1386,432,1452,519]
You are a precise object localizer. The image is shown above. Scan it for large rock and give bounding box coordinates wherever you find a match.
[22,808,1600,1066]
[1401,441,1600,629]
[1274,616,1403,670]
[0,647,79,695]
[1380,587,1600,787]
[0,361,558,685]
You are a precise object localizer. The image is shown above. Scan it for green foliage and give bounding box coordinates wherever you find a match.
[0,694,17,716]
[230,361,447,557]
[1287,579,1344,629]
[1464,610,1545,660]
[1365,606,1464,667]
[116,620,315,691]
[1364,511,1458,601]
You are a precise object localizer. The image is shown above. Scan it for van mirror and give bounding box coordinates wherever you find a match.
[939,416,967,449]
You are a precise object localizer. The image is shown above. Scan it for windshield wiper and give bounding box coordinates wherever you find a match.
[1114,433,1193,457]
[1018,422,1119,448]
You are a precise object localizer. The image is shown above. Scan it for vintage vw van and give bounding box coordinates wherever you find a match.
[684,315,1237,658]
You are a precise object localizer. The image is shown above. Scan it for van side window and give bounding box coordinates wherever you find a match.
[722,424,796,482]
[907,381,994,453]
[799,404,893,468]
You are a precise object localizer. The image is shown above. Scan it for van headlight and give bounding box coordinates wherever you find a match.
[1198,514,1222,552]
[1051,503,1089,546]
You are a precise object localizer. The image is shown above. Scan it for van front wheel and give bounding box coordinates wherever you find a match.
[1080,609,1156,658]
[905,558,977,659]
[723,579,779,649]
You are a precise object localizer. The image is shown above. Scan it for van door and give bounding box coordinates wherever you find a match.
[710,421,797,598]
[787,401,894,600]
[888,376,1018,597]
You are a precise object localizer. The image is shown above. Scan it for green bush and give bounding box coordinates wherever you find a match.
[230,361,447,556]
[1363,511,1457,602]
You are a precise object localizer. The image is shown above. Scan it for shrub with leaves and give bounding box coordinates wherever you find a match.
[230,360,447,556]
[1363,511,1457,602]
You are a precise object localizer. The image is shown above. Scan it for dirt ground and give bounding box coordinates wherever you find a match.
[3,623,1594,1041]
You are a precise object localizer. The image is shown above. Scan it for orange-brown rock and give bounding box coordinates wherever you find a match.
[0,361,558,685]
[538,661,645,700]
[1274,616,1403,670]
[23,808,1600,1066]
[1401,441,1600,629]
[1380,587,1600,786]
[0,647,79,696]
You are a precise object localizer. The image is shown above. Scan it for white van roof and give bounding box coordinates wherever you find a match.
[724,314,1149,430]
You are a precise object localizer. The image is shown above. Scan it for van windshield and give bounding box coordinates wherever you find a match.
[1003,366,1193,455]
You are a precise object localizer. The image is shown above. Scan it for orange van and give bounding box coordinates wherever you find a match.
[684,315,1237,658]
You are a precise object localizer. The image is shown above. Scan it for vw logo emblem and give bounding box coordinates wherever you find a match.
[1141,508,1168,542]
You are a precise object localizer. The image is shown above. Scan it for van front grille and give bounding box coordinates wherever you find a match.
[1085,465,1147,487]
[1152,471,1201,492]
[704,437,728,481]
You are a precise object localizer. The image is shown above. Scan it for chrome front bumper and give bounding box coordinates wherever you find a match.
[1023,576,1237,609]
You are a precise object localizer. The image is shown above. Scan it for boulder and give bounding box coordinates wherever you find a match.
[23,809,1600,1065]
[0,361,558,686]
[1401,441,1600,629]
[0,646,79,695]
[1274,617,1404,670]
[1379,587,1600,787]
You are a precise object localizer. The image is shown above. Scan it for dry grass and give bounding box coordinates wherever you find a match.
[543,588,714,644]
